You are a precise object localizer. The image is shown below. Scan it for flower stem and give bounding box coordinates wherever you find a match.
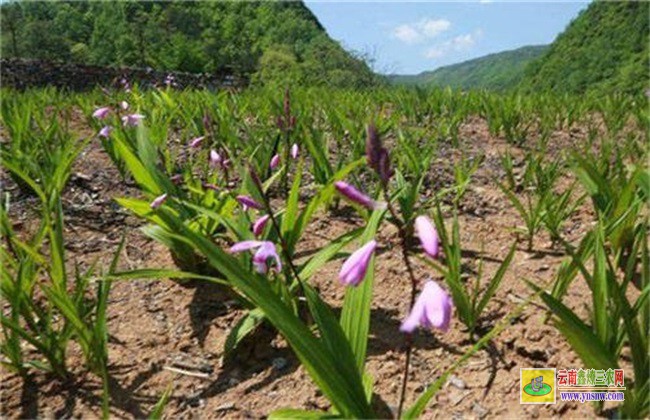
[382,188,419,419]
[249,165,303,288]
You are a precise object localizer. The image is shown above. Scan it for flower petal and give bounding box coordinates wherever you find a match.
[150,193,167,209]
[422,281,453,332]
[415,216,440,259]
[237,195,263,210]
[334,181,377,210]
[339,240,377,286]
[400,295,427,333]
[189,136,205,148]
[270,154,280,169]
[92,107,110,119]
[252,215,270,236]
[229,240,263,253]
[253,241,282,273]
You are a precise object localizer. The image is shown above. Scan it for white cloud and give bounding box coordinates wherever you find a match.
[420,19,451,38]
[391,18,451,44]
[393,24,421,44]
[450,33,476,49]
[479,0,493,3]
[423,29,483,60]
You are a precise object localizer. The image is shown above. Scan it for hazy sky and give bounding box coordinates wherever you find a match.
[304,1,590,75]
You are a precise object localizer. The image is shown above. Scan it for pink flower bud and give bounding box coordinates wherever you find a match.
[170,174,183,185]
[400,280,453,333]
[120,101,129,110]
[415,216,440,259]
[209,150,222,168]
[98,126,112,138]
[121,114,144,126]
[150,193,167,209]
[270,154,280,169]
[334,181,381,210]
[252,214,270,236]
[339,240,377,286]
[189,136,205,148]
[93,107,111,119]
[290,143,299,159]
[237,195,263,211]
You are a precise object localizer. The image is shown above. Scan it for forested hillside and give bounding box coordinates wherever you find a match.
[390,45,547,91]
[0,1,377,87]
[522,1,649,94]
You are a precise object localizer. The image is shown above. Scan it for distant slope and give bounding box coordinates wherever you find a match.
[522,1,649,95]
[390,45,548,90]
[0,1,377,88]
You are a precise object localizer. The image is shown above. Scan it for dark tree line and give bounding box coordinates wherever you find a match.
[1,1,379,88]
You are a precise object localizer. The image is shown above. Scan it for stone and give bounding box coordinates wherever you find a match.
[272,357,288,371]
[472,402,489,418]
[447,375,466,390]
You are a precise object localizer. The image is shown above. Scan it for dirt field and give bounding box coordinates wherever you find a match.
[1,116,610,419]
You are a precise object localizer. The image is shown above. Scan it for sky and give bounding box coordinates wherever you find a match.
[304,1,591,75]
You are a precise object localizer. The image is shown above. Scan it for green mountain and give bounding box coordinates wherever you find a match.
[0,1,377,88]
[390,45,548,90]
[522,1,649,95]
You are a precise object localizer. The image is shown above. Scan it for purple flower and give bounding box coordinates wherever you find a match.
[252,214,270,236]
[378,148,393,184]
[339,240,377,286]
[400,280,453,333]
[365,123,392,183]
[334,181,382,210]
[98,126,112,138]
[203,183,219,191]
[170,174,183,185]
[270,154,280,169]
[229,240,282,274]
[415,216,440,259]
[93,107,110,119]
[121,114,144,126]
[209,150,222,168]
[237,195,263,211]
[365,123,382,170]
[291,143,299,159]
[189,136,205,148]
[150,193,167,209]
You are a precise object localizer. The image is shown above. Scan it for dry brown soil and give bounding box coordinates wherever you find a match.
[0,114,620,419]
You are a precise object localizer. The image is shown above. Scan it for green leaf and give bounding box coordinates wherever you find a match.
[113,134,161,194]
[339,208,385,373]
[224,308,266,358]
[154,208,374,418]
[148,383,174,420]
[475,242,516,317]
[269,409,338,419]
[526,280,618,369]
[303,283,368,406]
[107,269,229,286]
[281,159,304,240]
